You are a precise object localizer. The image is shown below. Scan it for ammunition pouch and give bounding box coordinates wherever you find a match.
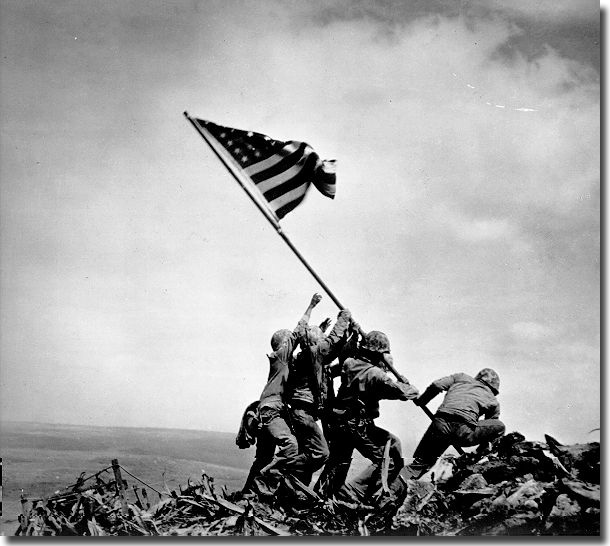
[332,398,367,423]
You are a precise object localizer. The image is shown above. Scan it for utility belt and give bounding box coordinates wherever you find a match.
[288,398,317,413]
[332,398,369,423]
[435,411,476,429]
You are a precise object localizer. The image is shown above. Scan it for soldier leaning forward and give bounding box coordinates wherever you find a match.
[407,368,505,478]
[315,330,419,503]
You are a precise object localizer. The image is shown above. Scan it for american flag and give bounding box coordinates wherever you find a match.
[192,118,336,219]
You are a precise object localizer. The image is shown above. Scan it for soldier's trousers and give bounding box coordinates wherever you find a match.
[242,431,275,494]
[248,403,309,497]
[314,417,403,502]
[288,405,329,486]
[409,414,506,477]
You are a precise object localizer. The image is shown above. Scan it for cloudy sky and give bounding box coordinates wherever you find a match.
[0,0,599,450]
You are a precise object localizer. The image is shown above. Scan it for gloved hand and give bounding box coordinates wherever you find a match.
[350,318,362,335]
[318,317,332,332]
[310,293,322,306]
[381,352,395,370]
[413,395,425,407]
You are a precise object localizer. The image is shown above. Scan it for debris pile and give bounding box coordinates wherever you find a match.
[389,432,600,536]
[14,458,299,536]
[14,432,599,536]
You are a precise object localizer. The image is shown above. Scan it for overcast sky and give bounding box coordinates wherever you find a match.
[0,0,599,449]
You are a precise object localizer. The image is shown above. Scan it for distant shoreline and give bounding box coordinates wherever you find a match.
[1,419,235,437]
[1,420,255,534]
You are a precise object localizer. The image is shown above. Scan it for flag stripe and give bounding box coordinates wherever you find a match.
[192,118,336,220]
[244,141,300,177]
[268,181,309,211]
[255,148,312,195]
[273,189,308,219]
[313,180,336,199]
[261,153,318,202]
[250,142,309,184]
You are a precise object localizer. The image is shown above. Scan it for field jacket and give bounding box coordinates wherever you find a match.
[287,310,351,415]
[259,319,308,408]
[334,356,419,420]
[418,372,500,427]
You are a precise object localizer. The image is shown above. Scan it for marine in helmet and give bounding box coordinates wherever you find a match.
[284,304,353,488]
[314,328,419,502]
[407,368,506,479]
[244,293,322,499]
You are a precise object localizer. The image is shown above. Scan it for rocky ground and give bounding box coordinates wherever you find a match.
[12,431,599,536]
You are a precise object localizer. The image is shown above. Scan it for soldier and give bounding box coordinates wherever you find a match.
[315,330,419,503]
[235,399,265,496]
[285,307,352,487]
[248,293,322,498]
[407,368,506,478]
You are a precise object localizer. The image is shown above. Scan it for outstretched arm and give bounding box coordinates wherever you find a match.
[413,374,460,406]
[370,366,419,401]
[318,308,352,357]
[301,293,322,323]
[413,384,442,406]
[294,293,323,338]
[380,354,420,400]
[337,321,362,364]
[318,317,332,333]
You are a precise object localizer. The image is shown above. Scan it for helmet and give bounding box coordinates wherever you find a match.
[270,329,292,351]
[306,325,324,345]
[361,331,391,353]
[475,368,500,394]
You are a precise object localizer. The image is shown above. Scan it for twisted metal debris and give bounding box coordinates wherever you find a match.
[14,432,600,536]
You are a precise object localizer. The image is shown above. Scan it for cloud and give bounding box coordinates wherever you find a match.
[303,0,598,28]
[511,321,555,340]
[557,340,599,362]
[431,205,532,252]
[473,0,599,24]
[284,14,597,201]
[0,1,598,438]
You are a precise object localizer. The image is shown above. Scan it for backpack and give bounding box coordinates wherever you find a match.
[235,400,260,449]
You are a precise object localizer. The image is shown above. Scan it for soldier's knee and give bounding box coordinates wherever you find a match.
[496,420,506,436]
[389,433,403,456]
[318,445,330,465]
[277,435,299,457]
[309,443,330,469]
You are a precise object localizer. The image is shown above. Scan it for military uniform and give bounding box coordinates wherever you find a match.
[286,310,351,485]
[410,370,505,477]
[315,351,419,501]
[250,322,309,496]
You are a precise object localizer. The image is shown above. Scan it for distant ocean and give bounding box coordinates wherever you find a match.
[1,421,254,534]
[1,420,393,535]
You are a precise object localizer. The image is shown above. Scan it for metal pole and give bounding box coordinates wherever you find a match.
[184,111,345,310]
[185,113,468,461]
[183,112,280,230]
[112,459,129,517]
[276,230,344,309]
[383,359,466,455]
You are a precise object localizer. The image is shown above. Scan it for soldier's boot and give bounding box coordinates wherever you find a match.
[252,469,283,502]
[400,459,430,480]
[375,473,408,514]
[313,460,351,499]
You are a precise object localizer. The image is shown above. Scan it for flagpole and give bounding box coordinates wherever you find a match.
[275,229,344,309]
[183,112,280,230]
[185,112,439,428]
[184,111,345,310]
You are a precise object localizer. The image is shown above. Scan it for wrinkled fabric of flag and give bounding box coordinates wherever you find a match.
[194,119,336,219]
